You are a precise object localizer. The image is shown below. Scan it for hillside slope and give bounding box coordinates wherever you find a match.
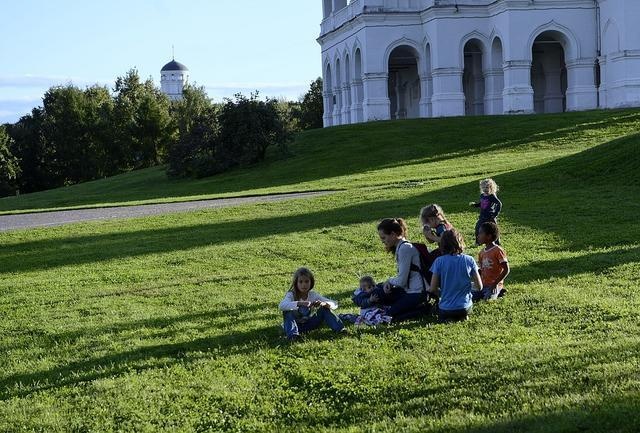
[1,109,639,214]
[0,110,639,432]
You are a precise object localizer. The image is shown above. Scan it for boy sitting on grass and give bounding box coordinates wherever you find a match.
[339,276,392,326]
[352,275,381,314]
[474,222,510,301]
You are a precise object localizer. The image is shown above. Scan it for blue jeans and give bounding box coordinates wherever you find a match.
[385,292,427,318]
[438,306,472,323]
[282,307,344,339]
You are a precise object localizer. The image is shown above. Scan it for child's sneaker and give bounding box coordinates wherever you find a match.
[498,288,507,298]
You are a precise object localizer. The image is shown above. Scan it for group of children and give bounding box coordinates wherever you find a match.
[278,178,509,341]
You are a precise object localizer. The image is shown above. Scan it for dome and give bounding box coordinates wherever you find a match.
[161,60,189,72]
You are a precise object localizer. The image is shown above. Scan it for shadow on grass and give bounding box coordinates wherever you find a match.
[276,337,640,430]
[0,299,279,354]
[1,133,640,284]
[0,305,435,401]
[509,245,640,284]
[448,394,639,433]
[0,318,285,401]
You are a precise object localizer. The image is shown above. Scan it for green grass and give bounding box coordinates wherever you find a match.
[1,110,640,432]
[3,109,640,214]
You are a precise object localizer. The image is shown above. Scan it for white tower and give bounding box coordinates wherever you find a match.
[160,58,189,101]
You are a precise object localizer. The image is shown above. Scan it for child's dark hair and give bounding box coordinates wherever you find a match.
[439,229,466,255]
[360,275,375,288]
[377,218,408,238]
[479,221,500,242]
[289,267,315,301]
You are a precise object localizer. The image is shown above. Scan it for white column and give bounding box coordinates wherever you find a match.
[484,68,504,115]
[341,84,351,124]
[502,60,534,114]
[473,76,484,115]
[351,79,364,123]
[542,67,564,113]
[323,91,333,127]
[566,58,598,111]
[598,56,607,108]
[362,72,391,121]
[394,72,404,119]
[333,87,342,125]
[431,67,465,117]
[419,74,432,118]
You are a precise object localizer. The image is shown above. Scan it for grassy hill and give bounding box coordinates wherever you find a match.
[1,110,639,432]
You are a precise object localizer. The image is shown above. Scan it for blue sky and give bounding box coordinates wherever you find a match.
[0,0,322,124]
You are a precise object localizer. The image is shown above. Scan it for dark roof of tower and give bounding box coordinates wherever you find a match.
[161,60,189,72]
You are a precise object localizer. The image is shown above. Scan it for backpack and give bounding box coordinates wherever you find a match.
[399,241,443,291]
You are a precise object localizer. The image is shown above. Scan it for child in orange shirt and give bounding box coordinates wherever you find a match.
[474,222,510,301]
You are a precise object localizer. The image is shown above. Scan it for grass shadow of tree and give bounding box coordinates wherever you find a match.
[1,134,639,283]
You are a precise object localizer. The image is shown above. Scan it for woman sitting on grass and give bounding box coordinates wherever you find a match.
[376,218,428,320]
[279,267,345,341]
[429,229,483,323]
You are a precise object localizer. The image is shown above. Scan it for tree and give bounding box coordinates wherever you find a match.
[274,98,301,141]
[214,92,287,172]
[0,125,21,197]
[166,84,218,178]
[113,69,174,170]
[40,84,114,185]
[167,92,289,179]
[298,77,324,130]
[170,83,214,136]
[6,108,52,193]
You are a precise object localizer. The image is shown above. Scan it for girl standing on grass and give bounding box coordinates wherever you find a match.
[420,204,454,245]
[279,267,345,341]
[470,178,502,245]
[429,229,483,323]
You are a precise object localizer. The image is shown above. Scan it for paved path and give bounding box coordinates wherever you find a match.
[0,191,333,232]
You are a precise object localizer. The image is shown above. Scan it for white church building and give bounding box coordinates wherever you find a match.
[160,59,189,101]
[318,0,640,126]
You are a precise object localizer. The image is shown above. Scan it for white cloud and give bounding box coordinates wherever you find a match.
[204,81,308,101]
[0,74,110,89]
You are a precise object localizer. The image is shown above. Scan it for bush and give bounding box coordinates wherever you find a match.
[166,108,219,178]
[167,92,289,179]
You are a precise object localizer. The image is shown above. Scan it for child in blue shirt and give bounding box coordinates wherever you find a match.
[429,229,483,323]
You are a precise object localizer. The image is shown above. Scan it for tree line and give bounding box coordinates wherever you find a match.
[0,70,324,197]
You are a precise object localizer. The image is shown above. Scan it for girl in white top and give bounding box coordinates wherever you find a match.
[279,267,345,341]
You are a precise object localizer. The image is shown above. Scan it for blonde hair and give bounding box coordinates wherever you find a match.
[480,179,499,195]
[289,267,315,301]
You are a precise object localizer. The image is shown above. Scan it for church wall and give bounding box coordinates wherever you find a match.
[318,0,640,126]
[598,0,640,108]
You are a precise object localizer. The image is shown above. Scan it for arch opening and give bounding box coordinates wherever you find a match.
[490,38,504,114]
[353,48,364,123]
[388,45,421,120]
[531,31,568,113]
[463,39,485,116]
